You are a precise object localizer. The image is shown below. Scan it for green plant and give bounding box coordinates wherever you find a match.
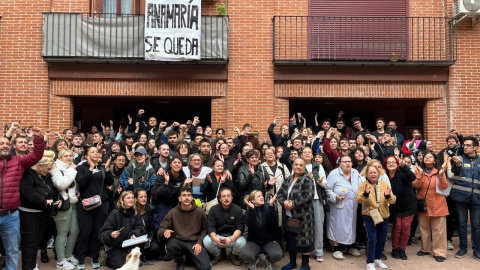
[216,3,227,15]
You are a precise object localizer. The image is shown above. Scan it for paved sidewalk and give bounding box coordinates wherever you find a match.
[29,236,478,270]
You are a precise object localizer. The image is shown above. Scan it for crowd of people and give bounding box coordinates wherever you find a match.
[0,109,479,270]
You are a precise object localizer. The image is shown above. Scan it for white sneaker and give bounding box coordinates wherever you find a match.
[66,256,79,266]
[56,259,75,270]
[333,251,345,260]
[374,259,388,269]
[316,255,324,262]
[447,241,454,250]
[366,263,377,270]
[348,248,362,257]
[47,237,55,249]
[33,264,40,270]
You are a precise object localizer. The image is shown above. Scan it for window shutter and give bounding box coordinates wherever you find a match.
[309,0,407,60]
[132,0,145,15]
[90,0,105,14]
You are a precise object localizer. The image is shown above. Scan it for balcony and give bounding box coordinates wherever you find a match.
[273,16,457,66]
[42,13,229,64]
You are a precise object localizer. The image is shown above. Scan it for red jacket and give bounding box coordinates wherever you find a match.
[0,136,45,210]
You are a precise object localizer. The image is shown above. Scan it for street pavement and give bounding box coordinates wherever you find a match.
[29,236,478,270]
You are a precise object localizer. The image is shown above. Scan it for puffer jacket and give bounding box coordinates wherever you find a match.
[51,159,78,204]
[0,136,44,210]
[119,160,156,192]
[99,207,145,249]
[19,168,54,210]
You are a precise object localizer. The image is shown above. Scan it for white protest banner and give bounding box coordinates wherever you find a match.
[144,0,201,61]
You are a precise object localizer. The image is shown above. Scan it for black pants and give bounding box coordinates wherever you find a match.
[40,216,57,250]
[243,241,283,263]
[355,203,367,244]
[410,214,418,238]
[446,196,457,241]
[106,248,128,269]
[76,202,108,262]
[20,210,48,270]
[144,235,160,260]
[166,238,211,270]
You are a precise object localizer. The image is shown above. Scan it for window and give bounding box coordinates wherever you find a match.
[90,0,145,15]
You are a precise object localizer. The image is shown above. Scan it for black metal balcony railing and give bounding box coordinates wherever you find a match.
[42,13,229,61]
[273,16,457,65]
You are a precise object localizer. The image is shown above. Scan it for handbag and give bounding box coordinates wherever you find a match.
[205,175,221,214]
[417,175,432,212]
[48,202,58,217]
[57,193,71,211]
[369,183,384,225]
[285,218,302,234]
[82,167,105,210]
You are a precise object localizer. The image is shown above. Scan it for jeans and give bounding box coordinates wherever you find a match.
[363,216,388,264]
[455,201,480,252]
[203,235,247,256]
[0,210,20,270]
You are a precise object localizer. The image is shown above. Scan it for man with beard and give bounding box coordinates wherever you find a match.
[0,127,45,270]
[351,117,370,140]
[166,131,179,158]
[158,186,210,270]
[152,144,171,173]
[387,121,406,149]
[71,134,85,164]
[371,118,386,141]
[335,117,354,139]
[268,117,290,148]
[199,139,215,168]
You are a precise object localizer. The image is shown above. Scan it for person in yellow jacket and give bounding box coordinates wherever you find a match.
[357,162,396,270]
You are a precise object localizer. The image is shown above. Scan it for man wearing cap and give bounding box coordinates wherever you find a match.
[119,148,156,192]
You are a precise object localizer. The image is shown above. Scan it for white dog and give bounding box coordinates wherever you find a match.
[116,247,141,270]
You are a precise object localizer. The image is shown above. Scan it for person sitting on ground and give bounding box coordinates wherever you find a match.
[158,186,211,270]
[203,187,246,266]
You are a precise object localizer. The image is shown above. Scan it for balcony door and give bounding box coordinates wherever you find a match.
[309,0,407,60]
[90,0,145,16]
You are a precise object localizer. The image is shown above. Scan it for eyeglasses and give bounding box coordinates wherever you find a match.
[463,144,473,147]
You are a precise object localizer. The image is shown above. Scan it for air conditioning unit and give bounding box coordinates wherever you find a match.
[453,0,480,17]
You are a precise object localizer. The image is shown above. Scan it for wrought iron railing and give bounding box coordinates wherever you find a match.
[42,13,229,60]
[273,16,456,64]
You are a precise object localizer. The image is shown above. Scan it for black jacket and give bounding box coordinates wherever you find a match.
[151,169,187,206]
[268,123,290,148]
[207,203,245,236]
[244,205,279,245]
[76,161,114,200]
[19,168,54,211]
[99,208,145,248]
[201,171,235,202]
[150,153,171,172]
[389,166,417,218]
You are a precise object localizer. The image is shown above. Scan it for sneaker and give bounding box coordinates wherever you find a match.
[47,237,55,249]
[435,256,445,262]
[366,263,376,270]
[381,252,387,260]
[348,248,361,257]
[56,259,74,270]
[474,250,480,262]
[399,249,408,260]
[33,264,40,270]
[316,255,324,262]
[454,249,467,258]
[248,256,260,270]
[211,254,222,266]
[40,249,49,263]
[280,263,297,270]
[447,241,454,250]
[332,251,345,260]
[175,259,185,270]
[374,259,388,269]
[416,250,431,256]
[410,237,418,244]
[391,249,400,259]
[91,260,100,269]
[229,252,242,266]
[66,256,78,266]
[77,262,85,270]
[266,258,276,270]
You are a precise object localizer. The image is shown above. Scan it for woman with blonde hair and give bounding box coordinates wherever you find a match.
[19,150,63,270]
[99,190,145,269]
[356,163,396,270]
[51,148,79,269]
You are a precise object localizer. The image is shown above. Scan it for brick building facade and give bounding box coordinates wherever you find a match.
[1,0,479,150]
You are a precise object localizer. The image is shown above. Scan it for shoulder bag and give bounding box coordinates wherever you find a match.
[369,182,384,225]
[417,176,431,212]
[82,166,105,210]
[205,175,221,214]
